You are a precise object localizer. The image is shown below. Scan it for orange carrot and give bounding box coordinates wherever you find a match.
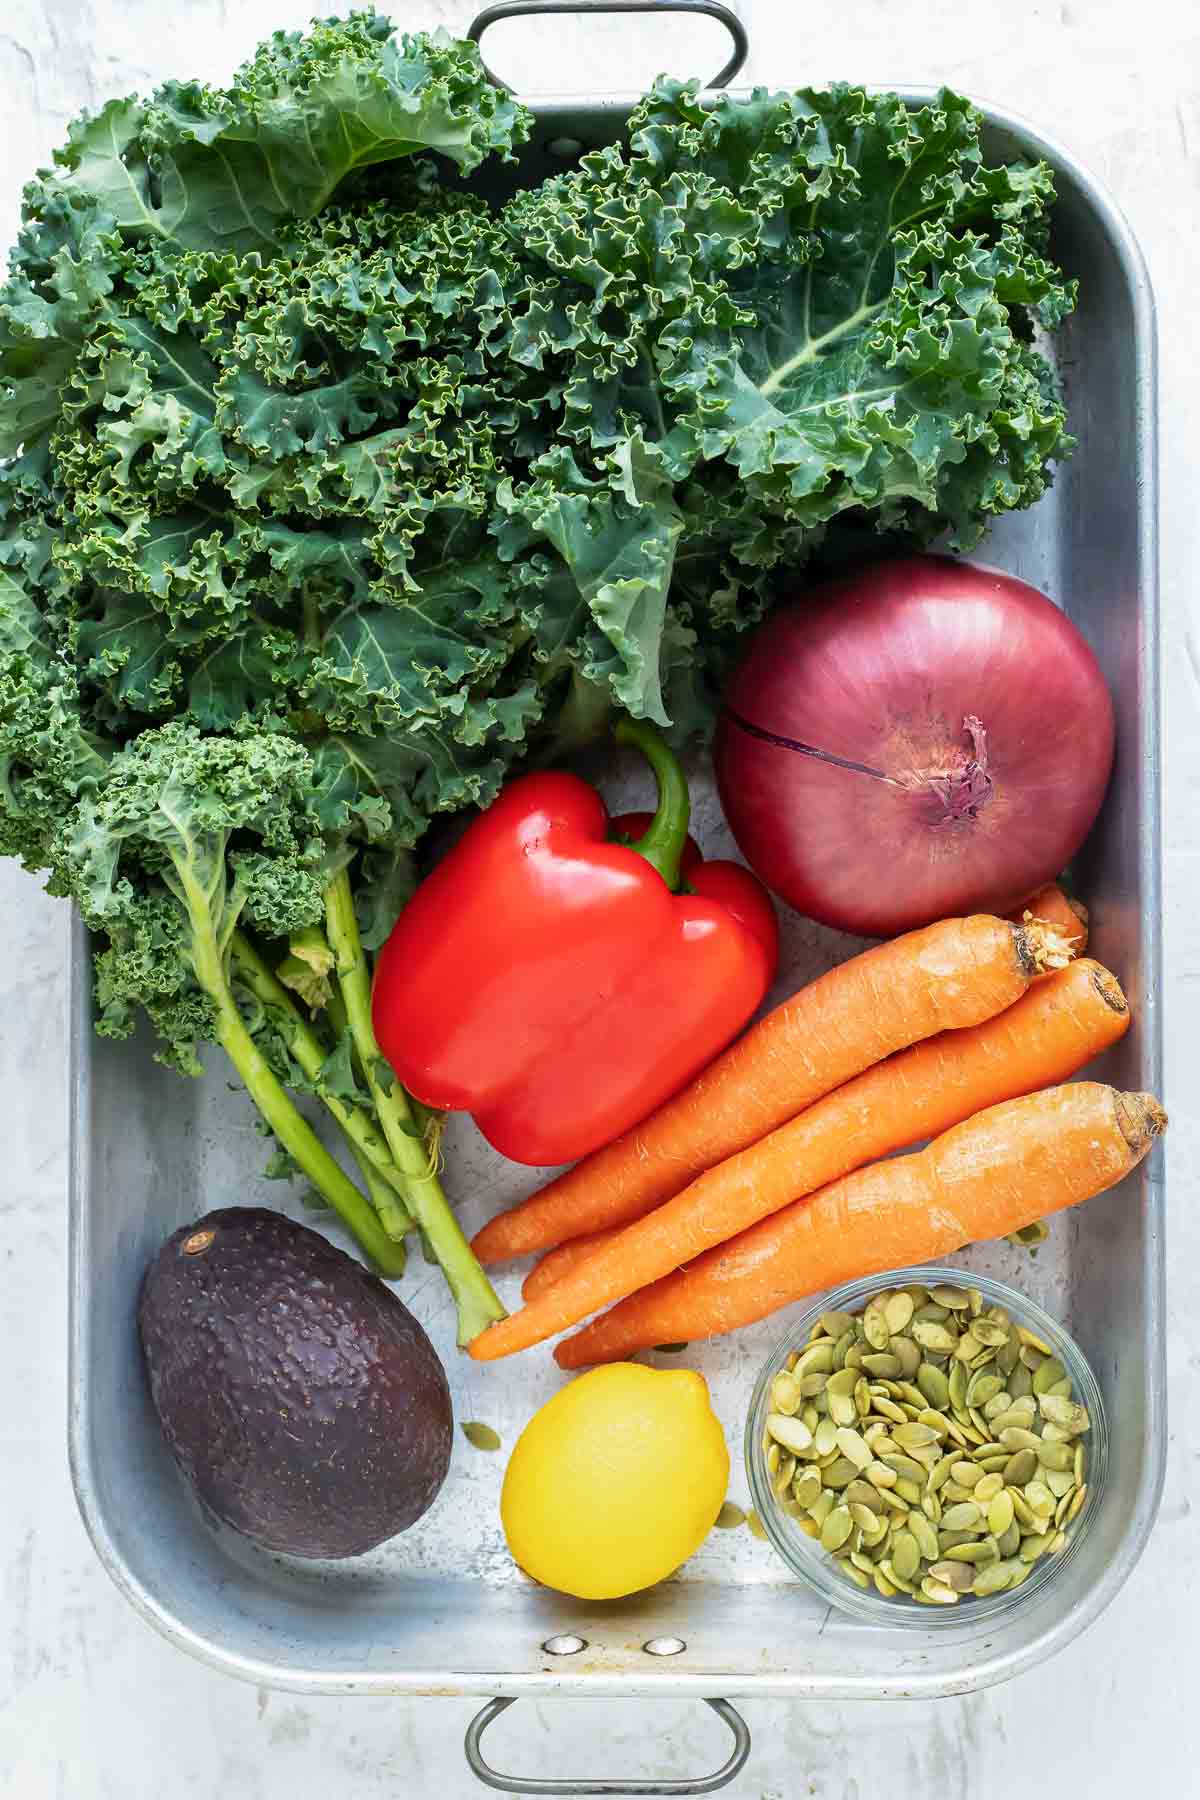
[468,957,1123,1361]
[556,1081,1165,1368]
[472,913,1075,1269]
[519,955,1124,1308]
[1006,883,1089,949]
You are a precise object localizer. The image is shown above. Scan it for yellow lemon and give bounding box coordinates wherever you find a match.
[500,1363,729,1599]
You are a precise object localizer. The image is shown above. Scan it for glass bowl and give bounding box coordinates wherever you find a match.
[745,1267,1108,1627]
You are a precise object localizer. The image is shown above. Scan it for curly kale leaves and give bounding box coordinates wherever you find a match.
[0,24,1076,1098]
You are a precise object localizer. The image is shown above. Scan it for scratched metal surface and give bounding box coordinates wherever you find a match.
[2,2,1197,1796]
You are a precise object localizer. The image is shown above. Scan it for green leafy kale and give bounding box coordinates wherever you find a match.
[0,14,1076,1320]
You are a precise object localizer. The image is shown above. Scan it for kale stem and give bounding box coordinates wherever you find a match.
[323,867,507,1345]
[180,886,405,1277]
[230,931,412,1239]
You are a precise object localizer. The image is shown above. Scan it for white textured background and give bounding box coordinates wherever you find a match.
[1,1,1197,1794]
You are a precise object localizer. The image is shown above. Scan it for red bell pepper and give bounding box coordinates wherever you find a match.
[372,719,778,1167]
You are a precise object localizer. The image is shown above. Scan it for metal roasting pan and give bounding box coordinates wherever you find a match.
[64,3,1162,1790]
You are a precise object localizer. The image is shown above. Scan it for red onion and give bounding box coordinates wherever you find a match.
[714,556,1114,937]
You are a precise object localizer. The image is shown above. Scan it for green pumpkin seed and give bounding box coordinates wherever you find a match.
[834,1426,874,1471]
[968,1373,1005,1410]
[820,1311,857,1339]
[873,1568,898,1598]
[1007,1361,1034,1400]
[931,1285,972,1310]
[973,1560,1019,1596]
[747,1510,768,1540]
[793,1469,823,1509]
[921,1577,960,1604]
[809,1490,835,1528]
[893,1421,940,1451]
[1038,1394,1090,1436]
[954,1331,984,1363]
[1066,1485,1088,1524]
[814,1419,839,1457]
[1024,1480,1056,1518]
[863,1298,892,1350]
[848,1501,881,1533]
[971,1319,1011,1348]
[977,1453,1012,1475]
[462,1422,502,1452]
[986,1490,1015,1537]
[941,1539,999,1565]
[841,1562,872,1588]
[999,1426,1043,1452]
[950,1461,982,1489]
[715,1502,746,1529]
[1020,1530,1056,1564]
[877,1488,911,1514]
[854,1377,874,1419]
[892,1336,923,1378]
[881,1454,926,1485]
[866,1460,898,1490]
[922,1492,943,1523]
[1017,1326,1053,1355]
[997,1337,1022,1379]
[795,1340,836,1379]
[973,1472,1004,1503]
[766,1413,814,1454]
[941,1501,983,1532]
[912,1321,960,1355]
[1038,1440,1075,1474]
[1003,1448,1039,1486]
[929,1560,975,1593]
[873,1395,910,1426]
[770,1372,802,1415]
[832,1328,856,1368]
[890,1529,921,1581]
[1031,1354,1067,1395]
[861,1353,903,1378]
[998,1521,1022,1558]
[909,1513,940,1561]
[948,1361,969,1414]
[823,1457,860,1490]
[940,1481,976,1504]
[820,1506,854,1551]
[1008,1487,1037,1528]
[884,1292,915,1335]
[798,1373,829,1398]
[878,1558,916,1596]
[916,1364,951,1409]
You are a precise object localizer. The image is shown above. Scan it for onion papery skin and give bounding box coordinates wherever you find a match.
[714,557,1115,938]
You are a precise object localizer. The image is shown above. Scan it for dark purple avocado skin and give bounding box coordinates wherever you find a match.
[137,1207,452,1559]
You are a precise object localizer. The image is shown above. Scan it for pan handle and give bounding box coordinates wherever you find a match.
[467,2,749,91]
[464,1696,751,1794]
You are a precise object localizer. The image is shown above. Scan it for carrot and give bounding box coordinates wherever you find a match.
[471,914,1076,1268]
[1006,883,1089,949]
[519,955,1125,1308]
[468,957,1125,1361]
[556,1081,1166,1368]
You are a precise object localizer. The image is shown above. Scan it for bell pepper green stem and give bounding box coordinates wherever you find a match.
[614,716,691,893]
[323,868,507,1346]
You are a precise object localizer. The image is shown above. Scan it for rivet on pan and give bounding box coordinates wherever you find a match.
[547,136,584,158]
[542,1634,587,1656]
[643,1636,687,1657]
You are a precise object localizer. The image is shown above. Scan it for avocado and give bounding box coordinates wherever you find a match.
[138,1207,452,1558]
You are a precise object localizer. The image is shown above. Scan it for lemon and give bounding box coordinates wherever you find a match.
[500,1363,729,1600]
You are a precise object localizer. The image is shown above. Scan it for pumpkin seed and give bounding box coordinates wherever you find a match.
[795,1340,836,1380]
[715,1502,746,1529]
[878,1558,916,1596]
[820,1506,854,1551]
[848,1501,881,1533]
[912,1321,960,1355]
[798,1373,829,1398]
[1031,1354,1067,1396]
[881,1454,926,1484]
[1017,1326,1053,1355]
[998,1521,1022,1558]
[971,1318,1011,1348]
[873,1568,898,1598]
[948,1361,969,1414]
[973,1560,1019,1597]
[824,1457,860,1490]
[820,1311,857,1338]
[861,1353,903,1378]
[863,1297,892,1350]
[809,1490,835,1528]
[747,1510,767,1540]
[1020,1530,1056,1563]
[866,1460,899,1490]
[954,1331,984,1363]
[940,1540,999,1565]
[462,1421,502,1452]
[1008,1487,1037,1528]
[941,1501,983,1532]
[908,1512,940,1561]
[973,1472,1004,1503]
[894,1421,940,1451]
[844,1478,881,1510]
[986,1490,1015,1537]
[950,1461,982,1489]
[922,1492,943,1523]
[854,1377,874,1419]
[793,1469,823,1509]
[796,1516,820,1540]
[1066,1485,1088,1524]
[929,1560,975,1593]
[835,1426,874,1471]
[770,1372,802,1415]
[999,1426,1043,1452]
[916,1364,951,1409]
[921,1577,960,1604]
[1007,1361,1034,1400]
[1024,1480,1057,1518]
[1003,1448,1039,1486]
[877,1488,910,1514]
[832,1328,856,1368]
[1038,1440,1075,1474]
[814,1418,839,1457]
[968,1373,1005,1410]
[1038,1394,1090,1436]
[766,1413,814,1455]
[884,1292,916,1335]
[931,1285,972,1310]
[841,1562,872,1588]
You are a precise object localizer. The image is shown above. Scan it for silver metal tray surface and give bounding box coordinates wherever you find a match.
[67,87,1161,1705]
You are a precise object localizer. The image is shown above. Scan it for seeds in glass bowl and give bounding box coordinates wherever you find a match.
[759,1281,1091,1604]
